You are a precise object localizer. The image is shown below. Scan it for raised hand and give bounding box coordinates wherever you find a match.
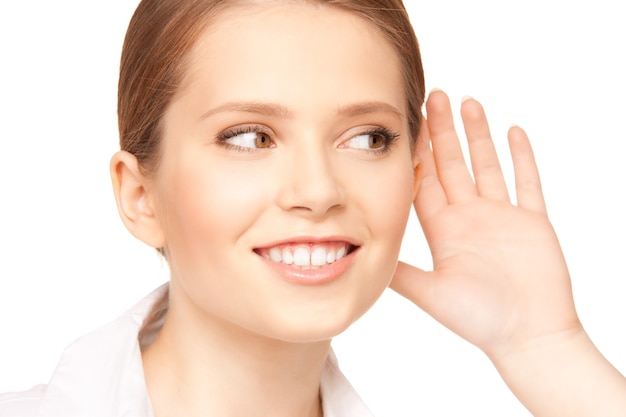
[392,89,580,357]
[391,90,626,416]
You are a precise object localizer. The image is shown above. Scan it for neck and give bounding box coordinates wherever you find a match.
[141,286,330,417]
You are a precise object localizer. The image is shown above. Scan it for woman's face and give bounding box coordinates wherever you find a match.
[151,2,417,342]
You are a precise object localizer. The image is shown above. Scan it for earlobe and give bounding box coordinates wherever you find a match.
[110,151,165,249]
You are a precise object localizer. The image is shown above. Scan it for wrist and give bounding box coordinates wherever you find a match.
[488,328,626,417]
[487,325,588,373]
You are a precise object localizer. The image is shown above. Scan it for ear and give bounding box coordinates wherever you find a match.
[413,160,422,199]
[110,151,166,249]
[412,123,424,198]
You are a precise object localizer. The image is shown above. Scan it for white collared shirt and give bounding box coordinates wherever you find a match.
[0,285,374,417]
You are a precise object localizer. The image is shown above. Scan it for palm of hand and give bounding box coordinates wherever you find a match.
[392,91,580,359]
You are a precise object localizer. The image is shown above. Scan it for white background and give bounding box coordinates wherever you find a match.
[0,1,624,416]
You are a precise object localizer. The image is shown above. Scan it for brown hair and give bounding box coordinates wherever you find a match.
[118,0,425,174]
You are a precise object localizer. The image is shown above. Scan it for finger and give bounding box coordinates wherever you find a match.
[426,90,476,203]
[508,125,547,214]
[461,97,510,201]
[414,116,448,221]
[389,261,437,314]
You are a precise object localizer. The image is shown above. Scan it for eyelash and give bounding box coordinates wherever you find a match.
[216,125,272,153]
[349,127,400,156]
[215,125,400,155]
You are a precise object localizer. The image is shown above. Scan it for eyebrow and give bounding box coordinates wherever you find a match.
[336,101,404,119]
[200,102,292,119]
[200,101,404,120]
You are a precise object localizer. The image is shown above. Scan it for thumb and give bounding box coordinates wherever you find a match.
[390,261,437,313]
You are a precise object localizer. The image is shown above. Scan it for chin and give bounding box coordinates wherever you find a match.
[253,298,374,344]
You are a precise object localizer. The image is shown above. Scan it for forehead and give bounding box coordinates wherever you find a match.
[178,2,406,115]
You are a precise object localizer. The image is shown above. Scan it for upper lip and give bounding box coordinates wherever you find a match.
[253,235,361,250]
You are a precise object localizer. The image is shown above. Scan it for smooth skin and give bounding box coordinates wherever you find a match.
[109,2,626,417]
[112,4,414,417]
[392,89,626,416]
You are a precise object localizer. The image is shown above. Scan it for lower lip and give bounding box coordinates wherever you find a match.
[257,248,358,285]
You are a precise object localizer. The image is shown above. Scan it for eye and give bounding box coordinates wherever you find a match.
[342,128,399,153]
[349,132,386,149]
[217,126,274,150]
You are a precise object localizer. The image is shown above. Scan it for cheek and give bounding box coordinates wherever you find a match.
[335,156,415,318]
[158,156,273,261]
[349,158,415,236]
[342,155,415,282]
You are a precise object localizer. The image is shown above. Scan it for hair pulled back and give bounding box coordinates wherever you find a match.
[118,0,425,174]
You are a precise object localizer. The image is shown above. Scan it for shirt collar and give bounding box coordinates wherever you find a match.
[36,284,374,417]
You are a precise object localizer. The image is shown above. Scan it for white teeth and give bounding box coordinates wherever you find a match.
[282,249,294,265]
[261,244,352,267]
[293,247,310,266]
[269,247,282,262]
[311,247,327,266]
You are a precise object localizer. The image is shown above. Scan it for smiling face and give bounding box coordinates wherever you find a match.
[147,2,417,342]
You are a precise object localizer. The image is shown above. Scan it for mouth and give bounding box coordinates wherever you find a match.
[254,241,359,269]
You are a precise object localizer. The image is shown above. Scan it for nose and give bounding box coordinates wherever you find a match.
[277,143,345,219]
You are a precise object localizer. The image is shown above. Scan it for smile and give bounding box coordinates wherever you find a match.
[255,242,357,269]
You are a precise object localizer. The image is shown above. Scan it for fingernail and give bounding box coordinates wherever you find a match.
[429,87,442,94]
[462,95,474,103]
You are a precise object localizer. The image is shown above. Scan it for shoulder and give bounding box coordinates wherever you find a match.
[0,285,167,417]
[0,385,45,417]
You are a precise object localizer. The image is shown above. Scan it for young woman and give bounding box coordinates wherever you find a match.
[1,1,625,416]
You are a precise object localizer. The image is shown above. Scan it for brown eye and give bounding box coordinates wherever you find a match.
[369,133,385,149]
[345,131,389,151]
[219,127,274,150]
[255,132,272,148]
[342,128,398,154]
